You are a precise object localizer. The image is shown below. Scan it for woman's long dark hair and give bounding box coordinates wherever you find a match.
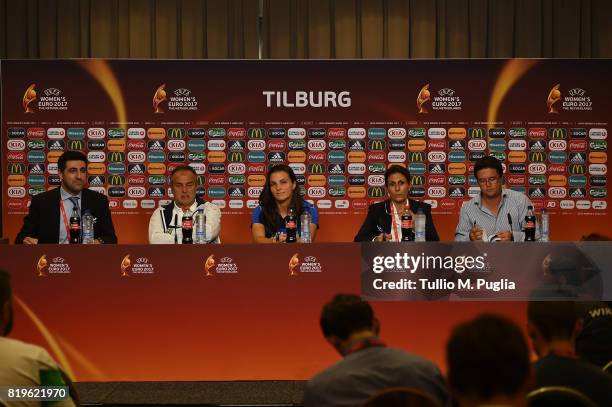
[258,164,304,236]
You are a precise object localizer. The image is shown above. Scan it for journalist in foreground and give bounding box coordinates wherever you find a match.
[354,165,439,242]
[251,164,318,243]
[15,150,117,244]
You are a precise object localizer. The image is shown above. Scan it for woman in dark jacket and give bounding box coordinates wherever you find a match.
[354,165,439,242]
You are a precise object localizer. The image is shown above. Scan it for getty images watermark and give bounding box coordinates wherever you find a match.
[361,242,612,301]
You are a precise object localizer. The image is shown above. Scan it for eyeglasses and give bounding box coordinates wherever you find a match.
[477,176,500,185]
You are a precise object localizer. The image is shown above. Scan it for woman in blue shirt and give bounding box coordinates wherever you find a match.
[251,164,319,243]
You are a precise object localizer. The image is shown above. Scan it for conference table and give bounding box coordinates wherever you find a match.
[1,242,608,403]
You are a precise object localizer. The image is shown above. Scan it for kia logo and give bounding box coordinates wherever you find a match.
[8,187,26,198]
[228,163,246,174]
[548,187,567,198]
[247,140,265,150]
[428,187,446,198]
[427,151,446,162]
[87,128,105,139]
[468,140,486,151]
[548,140,567,151]
[127,152,146,162]
[308,140,326,151]
[167,140,186,151]
[387,128,406,139]
[528,163,547,174]
[308,187,326,198]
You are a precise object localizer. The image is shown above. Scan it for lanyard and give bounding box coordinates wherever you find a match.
[390,200,408,242]
[59,200,71,238]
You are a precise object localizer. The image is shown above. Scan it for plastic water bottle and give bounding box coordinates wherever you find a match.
[194,208,206,244]
[82,211,94,244]
[414,209,426,242]
[540,208,549,242]
[300,211,312,243]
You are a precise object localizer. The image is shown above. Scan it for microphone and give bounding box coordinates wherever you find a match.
[173,214,178,244]
[507,213,514,242]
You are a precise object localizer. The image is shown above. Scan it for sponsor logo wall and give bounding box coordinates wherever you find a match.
[1,59,610,241]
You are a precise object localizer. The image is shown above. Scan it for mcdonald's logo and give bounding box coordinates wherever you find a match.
[228,151,246,163]
[248,128,267,139]
[368,139,386,151]
[68,140,85,150]
[109,152,126,162]
[468,128,486,139]
[46,151,63,163]
[568,164,586,175]
[167,128,186,139]
[528,151,547,163]
[207,152,227,163]
[409,152,425,163]
[307,175,327,187]
[367,186,385,198]
[8,163,27,174]
[308,163,326,174]
[588,152,607,164]
[410,175,425,186]
[108,139,126,151]
[548,128,567,139]
[147,128,166,139]
[87,163,106,175]
[108,175,126,186]
[345,187,365,198]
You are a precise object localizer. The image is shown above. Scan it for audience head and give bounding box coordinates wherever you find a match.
[446,314,530,407]
[320,294,379,355]
[0,270,14,336]
[527,301,581,357]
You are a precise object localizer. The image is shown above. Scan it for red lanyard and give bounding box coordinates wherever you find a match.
[390,201,408,242]
[59,200,71,238]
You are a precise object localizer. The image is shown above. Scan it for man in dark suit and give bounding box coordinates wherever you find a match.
[15,151,117,244]
[354,165,439,242]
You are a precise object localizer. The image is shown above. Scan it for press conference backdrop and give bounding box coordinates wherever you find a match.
[1,59,611,243]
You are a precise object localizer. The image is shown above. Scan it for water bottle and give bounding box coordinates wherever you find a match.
[300,210,312,243]
[194,208,206,244]
[69,207,81,244]
[82,211,95,244]
[285,208,297,243]
[540,208,549,242]
[414,209,426,242]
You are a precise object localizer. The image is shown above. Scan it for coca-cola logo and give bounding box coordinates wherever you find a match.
[428,175,446,185]
[428,140,445,149]
[308,152,325,161]
[368,152,386,161]
[440,199,457,209]
[328,128,346,138]
[268,140,286,150]
[528,128,546,138]
[228,128,246,138]
[247,164,266,174]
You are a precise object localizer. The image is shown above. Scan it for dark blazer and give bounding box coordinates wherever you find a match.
[15,187,117,244]
[354,199,439,242]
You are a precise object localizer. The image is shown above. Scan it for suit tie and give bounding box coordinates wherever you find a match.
[69,196,80,214]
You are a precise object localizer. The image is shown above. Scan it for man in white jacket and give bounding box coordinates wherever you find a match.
[148,165,221,244]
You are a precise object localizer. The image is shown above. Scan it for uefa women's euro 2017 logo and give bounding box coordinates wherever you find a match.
[120,254,155,276]
[153,84,198,113]
[288,254,322,276]
[36,255,71,276]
